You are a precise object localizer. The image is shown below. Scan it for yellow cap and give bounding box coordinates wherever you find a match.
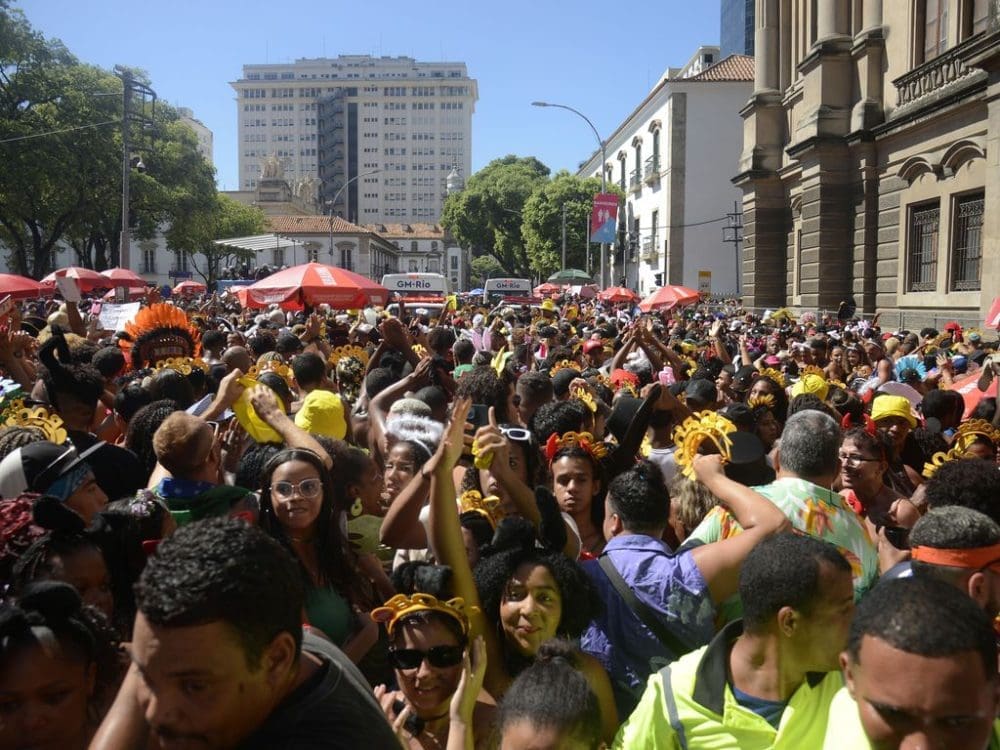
[871,394,917,428]
[294,390,347,439]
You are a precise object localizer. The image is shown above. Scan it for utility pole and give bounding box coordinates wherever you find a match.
[114,66,156,272]
[722,200,744,295]
[561,204,567,270]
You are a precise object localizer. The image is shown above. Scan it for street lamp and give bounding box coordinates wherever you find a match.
[532,101,608,287]
[325,168,382,267]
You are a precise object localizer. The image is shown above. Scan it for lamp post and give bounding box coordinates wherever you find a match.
[532,101,607,288]
[325,168,382,266]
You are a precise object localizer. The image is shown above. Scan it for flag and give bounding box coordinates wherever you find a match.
[590,193,619,244]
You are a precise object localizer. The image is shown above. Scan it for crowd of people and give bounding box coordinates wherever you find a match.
[1,287,999,750]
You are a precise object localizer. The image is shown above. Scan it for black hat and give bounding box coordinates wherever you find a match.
[606,395,643,444]
[0,441,102,499]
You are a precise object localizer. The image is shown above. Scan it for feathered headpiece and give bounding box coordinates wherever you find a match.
[672,411,737,479]
[370,593,474,637]
[543,431,608,464]
[119,303,201,370]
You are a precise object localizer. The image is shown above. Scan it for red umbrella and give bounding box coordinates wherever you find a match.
[534,282,563,296]
[173,280,207,295]
[101,267,148,289]
[245,262,389,309]
[102,287,148,301]
[598,286,638,303]
[951,368,998,420]
[40,267,109,292]
[0,274,47,300]
[986,297,1000,329]
[638,285,701,313]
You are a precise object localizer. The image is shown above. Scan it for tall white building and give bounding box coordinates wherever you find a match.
[177,107,214,166]
[578,50,752,296]
[231,55,477,225]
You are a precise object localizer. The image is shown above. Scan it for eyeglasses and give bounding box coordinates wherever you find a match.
[499,425,532,443]
[839,453,881,467]
[271,478,323,500]
[388,645,465,670]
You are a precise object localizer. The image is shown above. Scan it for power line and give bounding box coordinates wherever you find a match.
[0,119,118,145]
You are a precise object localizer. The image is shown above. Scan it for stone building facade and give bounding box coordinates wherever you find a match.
[736,0,998,327]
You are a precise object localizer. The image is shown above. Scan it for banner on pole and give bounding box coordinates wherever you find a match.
[590,194,618,244]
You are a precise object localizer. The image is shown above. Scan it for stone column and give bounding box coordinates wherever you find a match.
[817,0,850,42]
[755,0,780,92]
[862,0,883,31]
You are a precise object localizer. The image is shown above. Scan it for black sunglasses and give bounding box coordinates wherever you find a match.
[388,645,464,670]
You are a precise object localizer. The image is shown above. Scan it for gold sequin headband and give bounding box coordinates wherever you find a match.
[758,368,787,388]
[328,345,370,368]
[672,411,737,479]
[954,419,1000,453]
[458,490,504,529]
[3,400,68,445]
[370,593,474,637]
[153,357,210,376]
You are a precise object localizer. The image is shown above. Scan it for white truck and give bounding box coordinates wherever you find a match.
[381,272,451,319]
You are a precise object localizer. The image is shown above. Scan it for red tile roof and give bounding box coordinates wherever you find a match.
[361,222,446,238]
[265,215,366,234]
[685,54,755,82]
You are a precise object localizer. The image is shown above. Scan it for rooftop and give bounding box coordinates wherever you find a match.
[361,222,447,238]
[265,215,367,234]
[683,54,755,82]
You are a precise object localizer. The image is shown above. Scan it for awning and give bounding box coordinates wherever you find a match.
[213,234,304,253]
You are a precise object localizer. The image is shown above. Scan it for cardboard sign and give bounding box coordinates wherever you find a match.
[97,302,141,332]
[56,276,81,302]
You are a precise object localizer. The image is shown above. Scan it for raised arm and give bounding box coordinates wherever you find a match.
[427,399,510,697]
[688,455,791,605]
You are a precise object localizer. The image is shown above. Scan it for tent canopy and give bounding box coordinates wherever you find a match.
[213,234,304,253]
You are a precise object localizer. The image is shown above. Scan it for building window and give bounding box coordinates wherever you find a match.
[922,0,949,62]
[273,247,285,267]
[964,0,990,37]
[141,248,156,274]
[411,240,419,252]
[618,157,626,190]
[907,201,940,292]
[174,251,189,273]
[408,260,419,272]
[450,255,458,271]
[307,245,318,263]
[340,247,353,270]
[951,192,983,291]
[431,241,438,252]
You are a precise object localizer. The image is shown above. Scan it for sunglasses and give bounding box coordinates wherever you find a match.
[271,478,323,500]
[499,425,532,443]
[388,645,464,670]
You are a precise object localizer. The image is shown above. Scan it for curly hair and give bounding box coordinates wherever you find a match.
[455,366,511,424]
[472,519,600,676]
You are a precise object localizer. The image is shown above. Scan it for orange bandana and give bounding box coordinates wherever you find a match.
[910,542,1000,570]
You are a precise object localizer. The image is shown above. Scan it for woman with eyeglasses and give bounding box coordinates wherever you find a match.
[371,591,495,749]
[838,428,920,540]
[258,447,381,666]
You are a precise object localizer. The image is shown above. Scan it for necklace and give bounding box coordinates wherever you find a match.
[288,533,315,543]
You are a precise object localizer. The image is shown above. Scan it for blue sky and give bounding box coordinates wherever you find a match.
[19,0,720,190]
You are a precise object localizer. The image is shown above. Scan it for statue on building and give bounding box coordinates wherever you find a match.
[295,176,319,207]
[260,154,284,180]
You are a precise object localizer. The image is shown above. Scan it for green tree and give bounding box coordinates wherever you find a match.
[440,155,549,278]
[168,193,266,286]
[0,6,220,278]
[469,254,503,287]
[0,4,123,277]
[521,171,621,279]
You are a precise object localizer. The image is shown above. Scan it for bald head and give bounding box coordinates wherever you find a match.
[222,346,253,374]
